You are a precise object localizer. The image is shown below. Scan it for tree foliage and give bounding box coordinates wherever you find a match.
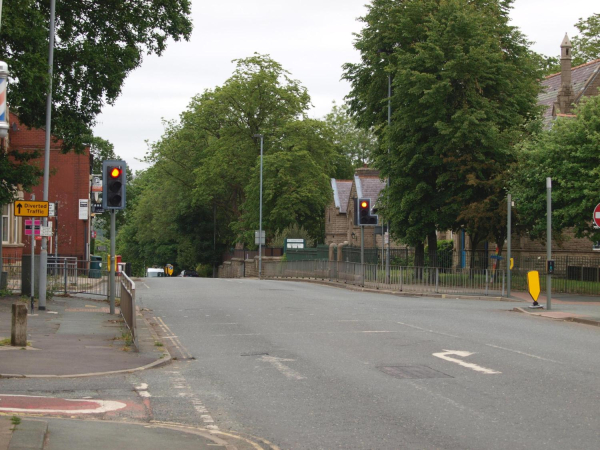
[322,102,377,176]
[343,0,541,257]
[511,95,600,242]
[119,55,341,271]
[572,13,600,66]
[1,0,192,152]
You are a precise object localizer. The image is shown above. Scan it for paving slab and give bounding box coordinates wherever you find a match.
[0,296,169,377]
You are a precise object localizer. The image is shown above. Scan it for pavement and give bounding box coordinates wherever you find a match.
[0,287,599,449]
[0,294,238,450]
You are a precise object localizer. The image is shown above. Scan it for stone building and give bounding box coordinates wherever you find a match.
[325,166,407,249]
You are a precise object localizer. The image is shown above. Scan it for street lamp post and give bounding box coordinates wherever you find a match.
[38,0,57,311]
[253,134,264,279]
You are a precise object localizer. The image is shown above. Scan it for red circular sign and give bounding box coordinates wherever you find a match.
[594,203,600,228]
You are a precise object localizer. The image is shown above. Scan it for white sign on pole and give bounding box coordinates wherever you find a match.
[79,199,89,220]
[384,232,389,245]
[48,202,56,217]
[40,226,53,237]
[255,230,265,245]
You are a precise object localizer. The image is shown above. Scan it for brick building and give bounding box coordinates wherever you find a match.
[1,112,91,260]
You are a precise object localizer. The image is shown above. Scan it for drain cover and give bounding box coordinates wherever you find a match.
[378,365,452,379]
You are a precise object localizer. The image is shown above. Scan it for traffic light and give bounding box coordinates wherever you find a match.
[547,259,555,275]
[102,160,127,210]
[355,198,378,226]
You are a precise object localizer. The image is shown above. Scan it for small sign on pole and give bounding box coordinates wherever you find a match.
[79,199,89,220]
[255,230,265,245]
[24,219,41,236]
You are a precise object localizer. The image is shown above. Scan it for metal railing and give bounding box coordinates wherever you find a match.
[263,260,506,297]
[1,257,113,297]
[120,272,138,351]
[47,261,110,297]
[1,256,22,292]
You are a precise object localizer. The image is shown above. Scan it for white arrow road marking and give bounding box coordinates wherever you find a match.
[433,350,501,374]
[260,355,306,380]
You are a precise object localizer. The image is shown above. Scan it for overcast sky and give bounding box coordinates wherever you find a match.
[92,0,599,173]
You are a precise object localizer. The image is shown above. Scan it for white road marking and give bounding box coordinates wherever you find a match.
[484,344,560,363]
[397,321,461,338]
[260,355,306,380]
[164,370,219,430]
[0,395,126,414]
[142,282,150,289]
[433,350,501,374]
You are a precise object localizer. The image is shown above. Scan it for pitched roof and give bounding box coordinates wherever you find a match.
[355,175,386,207]
[539,59,600,126]
[331,179,352,214]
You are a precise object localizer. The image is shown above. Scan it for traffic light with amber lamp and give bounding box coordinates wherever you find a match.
[102,160,127,210]
[355,198,378,226]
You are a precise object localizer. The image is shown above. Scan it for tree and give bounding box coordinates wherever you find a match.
[511,95,600,243]
[572,13,600,66]
[323,102,378,176]
[343,0,541,265]
[236,119,335,243]
[122,55,337,271]
[1,0,192,152]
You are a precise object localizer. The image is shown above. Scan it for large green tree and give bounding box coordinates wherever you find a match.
[1,0,192,152]
[323,102,377,176]
[123,55,338,271]
[343,0,541,264]
[511,95,600,243]
[572,13,600,66]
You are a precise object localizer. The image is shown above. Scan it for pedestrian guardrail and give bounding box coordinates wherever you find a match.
[119,272,138,351]
[263,260,507,297]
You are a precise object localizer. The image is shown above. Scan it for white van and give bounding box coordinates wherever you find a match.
[146,268,166,278]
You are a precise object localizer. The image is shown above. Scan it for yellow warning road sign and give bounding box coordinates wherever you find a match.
[527,271,541,302]
[14,200,49,217]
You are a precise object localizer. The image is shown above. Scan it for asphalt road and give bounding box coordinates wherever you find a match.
[131,277,600,450]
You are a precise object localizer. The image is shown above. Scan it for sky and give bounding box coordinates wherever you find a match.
[92,0,599,174]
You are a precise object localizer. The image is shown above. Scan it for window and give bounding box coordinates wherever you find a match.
[593,242,600,251]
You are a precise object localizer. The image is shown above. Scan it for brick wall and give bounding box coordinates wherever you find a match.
[8,113,90,260]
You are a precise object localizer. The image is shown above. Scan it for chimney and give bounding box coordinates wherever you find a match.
[355,166,380,178]
[557,33,574,114]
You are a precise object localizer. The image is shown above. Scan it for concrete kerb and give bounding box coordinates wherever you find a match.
[513,306,600,327]
[0,307,172,379]
[265,276,523,303]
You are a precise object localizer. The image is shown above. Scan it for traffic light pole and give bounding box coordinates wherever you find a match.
[360,226,365,287]
[109,209,116,315]
[546,178,552,310]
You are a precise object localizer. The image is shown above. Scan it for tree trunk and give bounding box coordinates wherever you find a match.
[414,242,425,280]
[427,232,438,268]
